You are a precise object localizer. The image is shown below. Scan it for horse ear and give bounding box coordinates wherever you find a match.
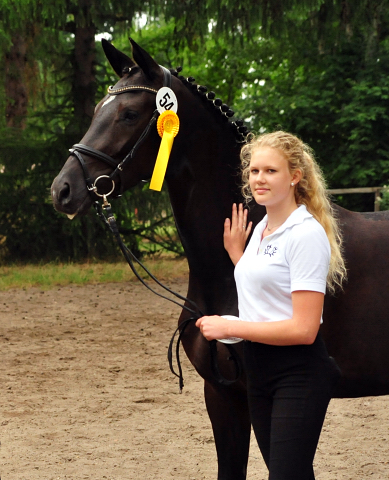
[129,37,160,80]
[101,39,135,77]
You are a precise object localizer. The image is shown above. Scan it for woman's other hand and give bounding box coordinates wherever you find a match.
[196,315,229,341]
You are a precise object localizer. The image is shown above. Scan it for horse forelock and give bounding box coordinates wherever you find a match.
[114,65,156,89]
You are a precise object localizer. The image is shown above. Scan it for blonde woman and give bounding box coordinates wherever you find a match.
[196,131,345,479]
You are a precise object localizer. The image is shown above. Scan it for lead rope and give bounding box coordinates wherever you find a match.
[94,198,242,391]
[94,199,202,392]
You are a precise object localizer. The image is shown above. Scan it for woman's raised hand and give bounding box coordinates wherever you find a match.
[223,203,252,265]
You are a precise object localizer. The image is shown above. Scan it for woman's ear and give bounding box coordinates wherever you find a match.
[292,169,302,186]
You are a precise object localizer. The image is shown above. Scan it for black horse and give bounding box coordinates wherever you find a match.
[51,39,389,480]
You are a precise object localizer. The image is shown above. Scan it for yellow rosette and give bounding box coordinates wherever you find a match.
[149,110,180,191]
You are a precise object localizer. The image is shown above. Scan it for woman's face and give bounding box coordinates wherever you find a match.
[249,147,299,209]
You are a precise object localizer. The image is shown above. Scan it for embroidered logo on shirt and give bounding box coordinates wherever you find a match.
[264,244,278,257]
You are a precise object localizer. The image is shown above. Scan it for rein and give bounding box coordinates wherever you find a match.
[69,65,242,391]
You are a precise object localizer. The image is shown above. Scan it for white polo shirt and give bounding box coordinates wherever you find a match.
[234,205,330,323]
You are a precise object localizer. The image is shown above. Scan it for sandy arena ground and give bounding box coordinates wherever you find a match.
[1,278,389,479]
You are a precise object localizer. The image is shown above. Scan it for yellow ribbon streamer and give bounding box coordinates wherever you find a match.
[149,110,180,191]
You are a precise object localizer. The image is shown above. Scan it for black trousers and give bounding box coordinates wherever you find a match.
[243,333,340,480]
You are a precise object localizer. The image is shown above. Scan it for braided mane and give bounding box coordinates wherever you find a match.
[170,67,250,144]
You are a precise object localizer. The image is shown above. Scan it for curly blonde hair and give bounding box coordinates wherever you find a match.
[240,131,346,293]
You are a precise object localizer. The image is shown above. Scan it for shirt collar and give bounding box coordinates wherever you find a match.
[258,205,313,238]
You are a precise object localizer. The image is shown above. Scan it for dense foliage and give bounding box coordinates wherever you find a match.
[233,1,389,210]
[0,1,388,261]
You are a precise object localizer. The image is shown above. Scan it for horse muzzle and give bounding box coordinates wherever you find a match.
[51,159,94,217]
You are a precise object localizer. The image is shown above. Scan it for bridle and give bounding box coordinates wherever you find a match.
[66,65,242,391]
[69,65,172,201]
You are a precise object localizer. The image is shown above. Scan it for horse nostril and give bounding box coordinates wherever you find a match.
[58,182,70,203]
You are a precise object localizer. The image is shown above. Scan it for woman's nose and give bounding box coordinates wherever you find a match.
[256,171,265,183]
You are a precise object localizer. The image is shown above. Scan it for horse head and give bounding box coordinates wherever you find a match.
[52,39,180,216]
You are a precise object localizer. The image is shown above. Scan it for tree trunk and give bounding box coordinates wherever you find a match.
[5,34,28,129]
[66,0,97,140]
[73,23,96,129]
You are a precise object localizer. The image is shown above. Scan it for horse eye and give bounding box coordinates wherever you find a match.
[123,110,139,122]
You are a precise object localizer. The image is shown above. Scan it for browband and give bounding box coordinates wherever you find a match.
[107,65,171,96]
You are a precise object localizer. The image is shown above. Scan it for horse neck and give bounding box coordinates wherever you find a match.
[166,121,242,284]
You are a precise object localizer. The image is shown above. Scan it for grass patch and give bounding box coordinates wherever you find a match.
[0,257,188,291]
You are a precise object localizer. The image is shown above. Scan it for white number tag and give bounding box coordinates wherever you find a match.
[156,87,178,114]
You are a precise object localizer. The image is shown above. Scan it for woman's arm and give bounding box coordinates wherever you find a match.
[196,290,324,346]
[223,203,252,265]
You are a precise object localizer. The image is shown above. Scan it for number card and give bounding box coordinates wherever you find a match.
[156,87,178,114]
